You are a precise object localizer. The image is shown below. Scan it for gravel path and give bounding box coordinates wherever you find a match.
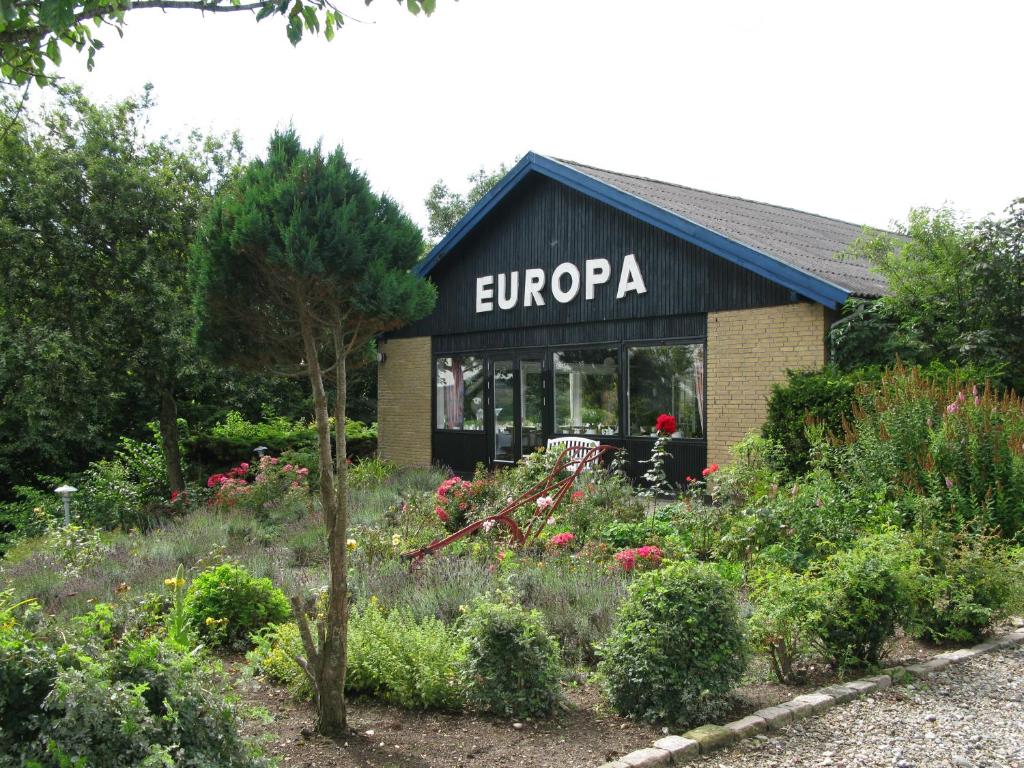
[690,645,1024,768]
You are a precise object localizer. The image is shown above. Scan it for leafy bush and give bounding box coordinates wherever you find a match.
[806,531,923,669]
[247,621,314,701]
[747,568,813,683]
[843,366,1024,537]
[73,435,170,532]
[187,411,377,471]
[348,456,397,489]
[458,594,563,718]
[598,560,747,726]
[600,519,674,549]
[916,531,1023,644]
[347,598,464,710]
[183,564,290,649]
[763,366,865,474]
[1,602,262,768]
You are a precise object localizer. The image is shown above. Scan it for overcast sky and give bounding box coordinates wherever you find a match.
[55,0,1023,232]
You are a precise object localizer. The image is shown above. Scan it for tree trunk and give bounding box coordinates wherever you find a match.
[158,386,185,494]
[299,309,347,736]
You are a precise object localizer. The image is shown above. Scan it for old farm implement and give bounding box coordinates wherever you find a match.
[400,443,618,565]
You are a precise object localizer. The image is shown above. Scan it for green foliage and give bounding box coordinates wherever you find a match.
[916,531,1023,644]
[183,564,290,650]
[0,0,432,89]
[832,201,1024,394]
[763,366,865,474]
[247,622,315,701]
[600,519,674,549]
[347,598,464,710]
[599,561,747,727]
[458,594,563,718]
[424,161,512,243]
[806,531,924,669]
[73,435,169,532]
[747,568,814,683]
[0,602,262,768]
[843,366,1024,538]
[348,456,397,489]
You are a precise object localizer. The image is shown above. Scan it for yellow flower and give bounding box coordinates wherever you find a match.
[391,533,401,547]
[32,507,44,516]
[164,578,176,587]
[458,604,468,613]
[346,538,358,552]
[205,616,215,625]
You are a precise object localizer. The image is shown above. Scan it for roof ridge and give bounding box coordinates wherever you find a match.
[548,155,896,236]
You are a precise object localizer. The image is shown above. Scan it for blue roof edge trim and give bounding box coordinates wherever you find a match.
[417,152,851,310]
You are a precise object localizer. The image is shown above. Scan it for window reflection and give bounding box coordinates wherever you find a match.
[628,344,704,438]
[553,348,619,435]
[435,356,484,430]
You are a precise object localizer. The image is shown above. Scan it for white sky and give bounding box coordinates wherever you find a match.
[54,0,1024,232]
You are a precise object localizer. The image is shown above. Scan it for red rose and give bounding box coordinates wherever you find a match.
[654,413,677,435]
[435,507,449,522]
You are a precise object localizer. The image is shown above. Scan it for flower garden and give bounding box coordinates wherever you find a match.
[1,365,1023,766]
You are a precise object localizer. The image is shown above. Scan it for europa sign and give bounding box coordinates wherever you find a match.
[475,254,647,313]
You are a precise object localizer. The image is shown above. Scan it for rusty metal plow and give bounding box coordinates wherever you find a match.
[400,443,618,565]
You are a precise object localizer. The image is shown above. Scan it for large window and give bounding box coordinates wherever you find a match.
[628,344,704,438]
[435,356,485,430]
[553,348,619,435]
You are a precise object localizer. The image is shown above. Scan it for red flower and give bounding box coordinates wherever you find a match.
[571,491,585,502]
[550,532,575,547]
[435,506,449,522]
[654,413,677,435]
[170,490,181,502]
[701,463,720,477]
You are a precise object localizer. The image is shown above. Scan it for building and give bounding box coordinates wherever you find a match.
[377,153,886,480]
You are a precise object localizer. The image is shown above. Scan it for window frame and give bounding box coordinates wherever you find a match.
[433,354,487,432]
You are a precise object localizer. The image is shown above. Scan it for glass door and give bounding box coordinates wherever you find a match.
[492,360,516,465]
[488,356,546,466]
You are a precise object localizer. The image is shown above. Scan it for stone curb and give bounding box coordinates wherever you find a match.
[596,627,1024,767]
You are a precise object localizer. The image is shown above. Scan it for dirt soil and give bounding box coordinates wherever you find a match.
[231,634,949,768]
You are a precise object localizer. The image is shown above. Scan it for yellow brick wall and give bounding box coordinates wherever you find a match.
[377,336,432,468]
[706,303,827,467]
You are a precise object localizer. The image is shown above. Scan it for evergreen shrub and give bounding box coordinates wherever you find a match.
[458,595,563,718]
[598,560,747,726]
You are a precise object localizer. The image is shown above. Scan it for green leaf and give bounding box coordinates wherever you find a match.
[406,0,421,15]
[421,0,436,14]
[45,38,62,65]
[301,5,318,32]
[286,15,303,45]
[0,0,18,22]
[255,2,276,21]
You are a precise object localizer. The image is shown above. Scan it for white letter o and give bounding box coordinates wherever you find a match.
[550,262,581,304]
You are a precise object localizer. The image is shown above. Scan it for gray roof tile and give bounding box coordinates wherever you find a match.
[555,158,889,298]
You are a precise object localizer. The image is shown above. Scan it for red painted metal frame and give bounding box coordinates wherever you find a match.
[400,444,617,564]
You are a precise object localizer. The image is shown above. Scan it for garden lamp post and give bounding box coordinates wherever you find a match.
[54,484,77,525]
[253,445,269,458]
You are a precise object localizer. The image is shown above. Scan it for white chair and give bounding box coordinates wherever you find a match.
[546,436,600,473]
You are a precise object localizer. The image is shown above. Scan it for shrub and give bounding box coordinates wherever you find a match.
[348,456,397,489]
[183,564,290,649]
[806,531,923,669]
[916,531,1023,644]
[74,434,170,532]
[347,598,464,710]
[747,568,813,683]
[458,595,563,718]
[247,622,314,701]
[600,519,674,549]
[598,560,747,726]
[1,604,263,768]
[763,366,865,474]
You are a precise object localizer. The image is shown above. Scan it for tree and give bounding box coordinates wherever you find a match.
[0,86,241,495]
[192,130,435,734]
[0,0,436,90]
[423,161,511,242]
[831,201,1024,393]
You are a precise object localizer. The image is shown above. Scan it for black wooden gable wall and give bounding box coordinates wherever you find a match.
[395,173,798,340]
